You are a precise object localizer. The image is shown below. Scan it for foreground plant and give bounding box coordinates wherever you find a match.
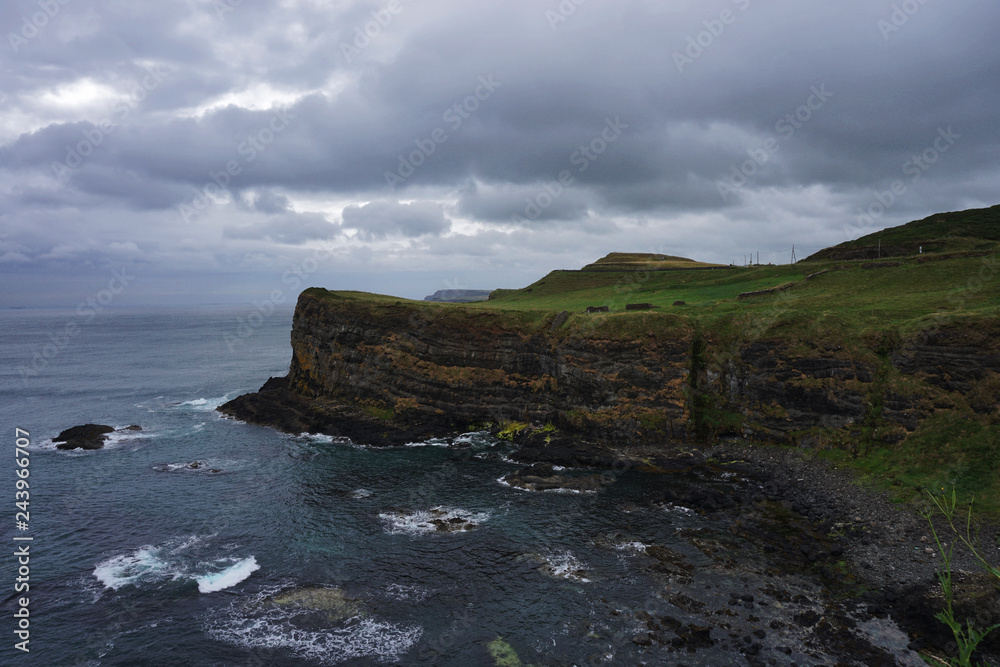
[923,487,1000,666]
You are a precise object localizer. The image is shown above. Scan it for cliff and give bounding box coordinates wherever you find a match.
[220,287,999,462]
[221,289,693,446]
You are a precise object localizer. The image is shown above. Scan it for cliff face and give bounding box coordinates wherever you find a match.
[279,290,692,444]
[222,289,999,452]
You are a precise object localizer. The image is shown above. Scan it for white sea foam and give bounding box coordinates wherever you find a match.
[93,538,258,593]
[296,432,345,444]
[207,587,422,665]
[178,395,230,411]
[496,474,597,495]
[662,502,695,515]
[403,438,450,447]
[197,557,260,593]
[152,459,234,473]
[378,506,490,536]
[539,551,590,583]
[350,489,372,499]
[100,430,155,450]
[615,541,651,553]
[94,546,169,590]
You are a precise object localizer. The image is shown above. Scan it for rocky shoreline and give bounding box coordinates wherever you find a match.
[511,433,1000,664]
[702,442,1000,664]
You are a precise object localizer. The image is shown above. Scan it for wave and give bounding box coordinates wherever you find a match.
[93,538,258,594]
[197,557,260,593]
[177,395,230,411]
[403,438,450,447]
[94,546,169,590]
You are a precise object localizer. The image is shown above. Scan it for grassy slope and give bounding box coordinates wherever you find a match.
[308,209,1000,512]
[806,204,1000,260]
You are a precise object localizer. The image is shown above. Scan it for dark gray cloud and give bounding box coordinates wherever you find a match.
[1,0,997,304]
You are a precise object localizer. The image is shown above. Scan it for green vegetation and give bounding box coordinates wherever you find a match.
[496,420,530,441]
[360,402,394,421]
[581,251,725,271]
[486,637,524,667]
[806,204,1000,260]
[823,413,1000,516]
[923,488,1000,666]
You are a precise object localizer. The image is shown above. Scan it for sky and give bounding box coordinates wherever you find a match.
[1,0,998,307]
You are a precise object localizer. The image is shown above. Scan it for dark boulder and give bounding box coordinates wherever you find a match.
[54,424,114,450]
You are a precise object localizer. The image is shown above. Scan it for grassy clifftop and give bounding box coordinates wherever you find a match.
[304,206,1000,512]
[581,252,725,271]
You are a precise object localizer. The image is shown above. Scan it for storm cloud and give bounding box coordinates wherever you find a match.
[1,0,997,305]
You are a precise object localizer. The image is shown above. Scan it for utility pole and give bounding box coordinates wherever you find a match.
[791,245,796,264]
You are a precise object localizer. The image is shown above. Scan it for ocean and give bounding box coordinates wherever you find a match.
[0,306,923,666]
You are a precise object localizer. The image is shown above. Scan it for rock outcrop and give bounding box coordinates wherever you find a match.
[54,424,115,450]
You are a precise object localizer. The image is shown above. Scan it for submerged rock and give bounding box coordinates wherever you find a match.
[267,586,365,622]
[152,461,223,473]
[379,506,487,534]
[519,551,590,582]
[502,466,613,493]
[54,424,114,450]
